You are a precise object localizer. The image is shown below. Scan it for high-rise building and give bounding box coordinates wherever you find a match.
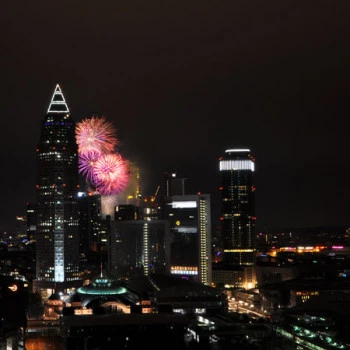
[157,172,212,286]
[109,219,171,277]
[26,202,37,241]
[219,148,256,266]
[162,171,187,197]
[212,148,256,289]
[15,215,27,240]
[33,84,81,297]
[77,191,101,254]
[162,194,212,286]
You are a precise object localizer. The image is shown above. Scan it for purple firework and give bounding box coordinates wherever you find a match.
[78,150,100,184]
[93,153,130,196]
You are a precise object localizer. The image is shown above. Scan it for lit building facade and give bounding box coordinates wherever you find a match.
[162,194,212,286]
[219,148,256,267]
[212,148,256,289]
[33,84,81,296]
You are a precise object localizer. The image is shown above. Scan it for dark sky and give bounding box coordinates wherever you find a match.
[2,1,350,231]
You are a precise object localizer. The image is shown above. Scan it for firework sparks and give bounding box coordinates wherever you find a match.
[93,153,130,196]
[75,115,118,154]
[78,150,100,184]
[75,115,130,220]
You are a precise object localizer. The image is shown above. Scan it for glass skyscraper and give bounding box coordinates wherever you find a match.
[219,148,256,267]
[33,84,81,296]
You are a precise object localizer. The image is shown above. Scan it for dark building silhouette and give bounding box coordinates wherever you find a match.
[109,219,171,278]
[0,275,28,338]
[26,202,37,241]
[77,191,101,254]
[162,171,187,197]
[33,84,81,296]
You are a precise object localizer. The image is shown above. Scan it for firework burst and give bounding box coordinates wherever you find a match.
[75,116,118,154]
[93,153,130,196]
[78,150,100,184]
[75,116,130,220]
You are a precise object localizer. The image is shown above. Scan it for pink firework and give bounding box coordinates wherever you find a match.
[93,153,130,195]
[75,116,118,155]
[78,150,100,184]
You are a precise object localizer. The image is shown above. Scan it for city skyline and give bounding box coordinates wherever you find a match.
[3,1,350,231]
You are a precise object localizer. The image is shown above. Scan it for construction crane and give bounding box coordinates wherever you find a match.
[151,185,161,203]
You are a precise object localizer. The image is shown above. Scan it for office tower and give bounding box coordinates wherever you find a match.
[219,148,256,266]
[15,215,27,240]
[158,171,187,220]
[108,190,170,278]
[115,204,139,221]
[161,171,187,197]
[33,84,81,296]
[109,219,171,277]
[216,148,256,289]
[26,202,37,241]
[162,194,212,286]
[77,191,101,253]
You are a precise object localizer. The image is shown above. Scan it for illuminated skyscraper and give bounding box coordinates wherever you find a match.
[219,148,256,268]
[33,84,81,296]
[162,194,212,286]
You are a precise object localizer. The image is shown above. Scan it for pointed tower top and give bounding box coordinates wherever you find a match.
[47,84,70,114]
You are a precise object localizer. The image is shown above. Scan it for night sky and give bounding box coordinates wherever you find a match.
[2,1,350,232]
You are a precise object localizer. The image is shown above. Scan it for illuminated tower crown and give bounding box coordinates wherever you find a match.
[47,84,70,113]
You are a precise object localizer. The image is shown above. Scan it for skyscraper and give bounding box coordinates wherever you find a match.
[160,192,212,285]
[26,202,37,241]
[33,84,81,296]
[212,148,257,289]
[219,148,256,267]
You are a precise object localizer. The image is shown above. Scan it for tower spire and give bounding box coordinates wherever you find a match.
[47,84,70,114]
